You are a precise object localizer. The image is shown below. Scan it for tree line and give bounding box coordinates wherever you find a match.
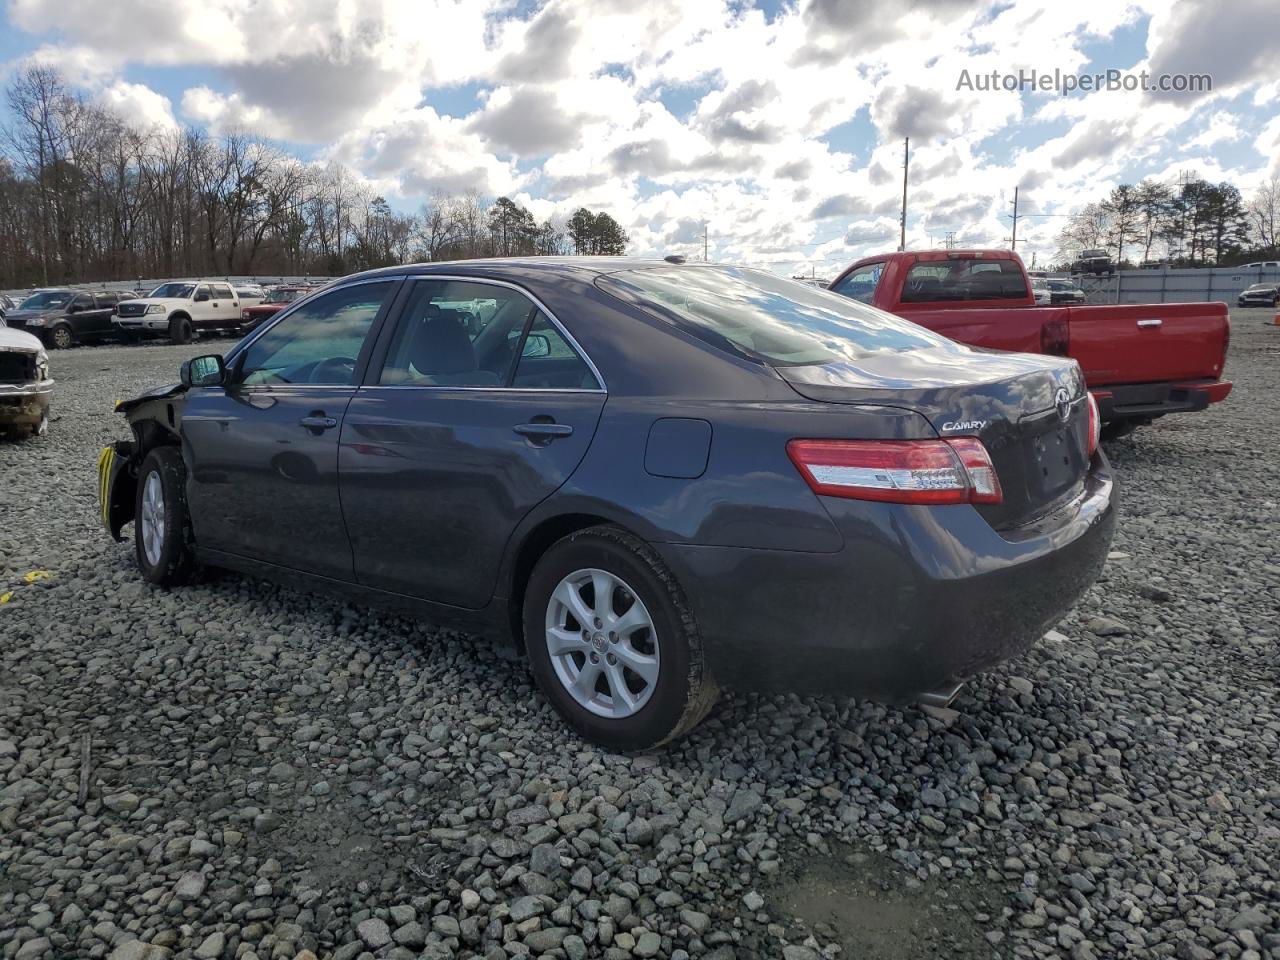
[1054,174,1280,268]
[0,65,630,289]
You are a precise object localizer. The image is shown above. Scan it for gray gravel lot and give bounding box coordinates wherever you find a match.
[1,314,1277,960]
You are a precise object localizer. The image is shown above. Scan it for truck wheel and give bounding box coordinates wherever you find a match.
[1101,419,1140,442]
[48,324,74,349]
[523,525,719,750]
[134,446,197,587]
[168,315,192,345]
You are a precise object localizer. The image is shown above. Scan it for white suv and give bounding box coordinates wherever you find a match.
[114,281,241,344]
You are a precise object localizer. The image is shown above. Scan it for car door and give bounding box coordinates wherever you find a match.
[211,283,237,324]
[339,277,606,608]
[181,278,401,580]
[90,294,117,335]
[67,293,97,336]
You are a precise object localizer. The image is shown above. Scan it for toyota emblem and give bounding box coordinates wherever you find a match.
[1054,387,1072,422]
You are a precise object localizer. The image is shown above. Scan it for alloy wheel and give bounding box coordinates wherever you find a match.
[141,471,165,567]
[545,567,660,719]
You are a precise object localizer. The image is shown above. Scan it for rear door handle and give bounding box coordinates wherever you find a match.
[299,414,338,431]
[1137,319,1162,327]
[514,422,574,440]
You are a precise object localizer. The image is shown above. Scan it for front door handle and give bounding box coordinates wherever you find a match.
[1136,318,1162,328]
[514,422,573,441]
[300,414,338,431]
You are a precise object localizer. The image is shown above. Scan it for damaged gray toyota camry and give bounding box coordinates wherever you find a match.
[98,258,1115,750]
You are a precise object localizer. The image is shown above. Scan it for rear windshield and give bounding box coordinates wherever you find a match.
[598,265,946,366]
[900,258,1029,303]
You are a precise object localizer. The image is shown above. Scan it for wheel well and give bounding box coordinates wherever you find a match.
[506,513,616,652]
[169,311,190,322]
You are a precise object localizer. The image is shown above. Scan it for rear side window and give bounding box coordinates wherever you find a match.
[512,313,600,389]
[900,258,1028,303]
[830,262,884,304]
[598,266,947,366]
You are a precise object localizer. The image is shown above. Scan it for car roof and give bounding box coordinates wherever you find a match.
[342,256,716,285]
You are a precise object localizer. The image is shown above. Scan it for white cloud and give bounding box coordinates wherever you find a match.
[4,0,1277,274]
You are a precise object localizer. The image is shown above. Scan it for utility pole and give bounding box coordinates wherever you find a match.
[899,137,909,252]
[702,221,708,262]
[1010,186,1019,251]
[944,231,956,250]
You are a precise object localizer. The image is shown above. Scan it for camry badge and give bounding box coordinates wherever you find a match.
[1055,387,1072,422]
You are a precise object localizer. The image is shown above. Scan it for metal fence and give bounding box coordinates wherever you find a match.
[1077,267,1280,305]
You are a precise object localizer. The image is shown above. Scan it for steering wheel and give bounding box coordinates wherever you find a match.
[310,356,357,383]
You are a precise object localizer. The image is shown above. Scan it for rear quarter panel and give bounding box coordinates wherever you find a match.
[1064,302,1230,386]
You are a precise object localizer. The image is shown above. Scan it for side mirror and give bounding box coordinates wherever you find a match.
[68,303,81,314]
[194,291,210,302]
[181,354,226,388]
[522,333,551,359]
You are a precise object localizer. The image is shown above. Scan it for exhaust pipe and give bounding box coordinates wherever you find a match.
[917,680,965,709]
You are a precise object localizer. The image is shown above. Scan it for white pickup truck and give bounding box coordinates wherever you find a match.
[114,281,242,344]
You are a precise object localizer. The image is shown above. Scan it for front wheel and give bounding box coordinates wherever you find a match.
[134,446,197,586]
[523,526,719,750]
[168,316,192,345]
[48,324,74,349]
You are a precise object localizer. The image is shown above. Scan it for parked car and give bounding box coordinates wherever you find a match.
[1236,283,1279,307]
[829,250,1232,439]
[239,285,315,333]
[1031,278,1052,305]
[0,325,52,437]
[1073,249,1114,276]
[0,294,18,320]
[1044,278,1087,304]
[234,284,266,308]
[1242,260,1280,269]
[3,289,123,348]
[114,281,242,343]
[97,259,1114,749]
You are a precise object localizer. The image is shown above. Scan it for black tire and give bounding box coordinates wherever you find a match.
[133,446,198,587]
[168,314,192,345]
[48,324,74,349]
[1101,419,1140,442]
[522,525,719,750]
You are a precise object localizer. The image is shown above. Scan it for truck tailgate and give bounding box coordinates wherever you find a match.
[1065,302,1229,386]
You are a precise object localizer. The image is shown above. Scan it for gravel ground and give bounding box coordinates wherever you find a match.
[1,314,1277,960]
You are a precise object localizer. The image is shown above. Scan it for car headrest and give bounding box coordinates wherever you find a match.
[408,308,476,375]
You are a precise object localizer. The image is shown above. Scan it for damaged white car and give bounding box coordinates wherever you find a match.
[0,326,53,438]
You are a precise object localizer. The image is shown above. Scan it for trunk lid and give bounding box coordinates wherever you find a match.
[1064,302,1230,385]
[778,345,1092,530]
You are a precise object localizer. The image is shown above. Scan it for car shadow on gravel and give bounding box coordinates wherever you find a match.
[766,840,1004,960]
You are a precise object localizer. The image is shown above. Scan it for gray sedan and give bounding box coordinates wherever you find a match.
[99,259,1115,749]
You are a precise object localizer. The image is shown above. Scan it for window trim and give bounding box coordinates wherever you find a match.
[362,275,606,394]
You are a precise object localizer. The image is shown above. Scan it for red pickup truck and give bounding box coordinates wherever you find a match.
[829,250,1231,437]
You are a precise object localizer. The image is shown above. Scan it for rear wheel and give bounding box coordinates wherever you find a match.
[523,526,718,750]
[168,315,192,345]
[134,446,197,586]
[48,324,74,350]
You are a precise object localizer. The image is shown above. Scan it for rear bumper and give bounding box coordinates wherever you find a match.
[1092,379,1232,421]
[655,455,1116,700]
[98,441,137,541]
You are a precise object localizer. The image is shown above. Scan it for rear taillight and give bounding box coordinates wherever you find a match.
[1086,393,1100,457]
[786,438,1003,505]
[1041,315,1069,356]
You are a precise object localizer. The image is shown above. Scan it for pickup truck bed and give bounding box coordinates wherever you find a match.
[829,250,1231,432]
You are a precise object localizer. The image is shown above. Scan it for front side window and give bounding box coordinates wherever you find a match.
[899,258,1029,302]
[830,262,884,304]
[598,265,947,366]
[237,281,395,386]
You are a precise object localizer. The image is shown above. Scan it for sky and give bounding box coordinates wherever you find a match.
[2,0,1278,276]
